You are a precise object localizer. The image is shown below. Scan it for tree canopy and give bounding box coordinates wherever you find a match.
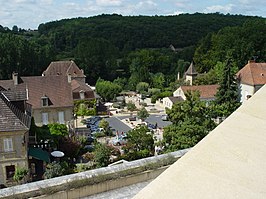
[122,126,154,161]
[163,91,216,151]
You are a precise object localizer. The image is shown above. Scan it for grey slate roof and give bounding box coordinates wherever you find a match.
[0,92,31,132]
[185,62,197,75]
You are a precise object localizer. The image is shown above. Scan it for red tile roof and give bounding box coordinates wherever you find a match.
[20,76,73,109]
[71,80,95,99]
[236,61,266,86]
[180,85,219,99]
[43,61,85,78]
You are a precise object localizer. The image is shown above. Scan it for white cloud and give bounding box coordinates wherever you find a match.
[168,10,184,16]
[204,4,234,14]
[96,0,123,7]
[137,0,157,7]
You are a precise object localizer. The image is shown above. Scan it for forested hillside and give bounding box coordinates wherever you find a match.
[0,13,264,86]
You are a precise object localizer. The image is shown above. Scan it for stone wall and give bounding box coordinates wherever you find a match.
[0,149,189,199]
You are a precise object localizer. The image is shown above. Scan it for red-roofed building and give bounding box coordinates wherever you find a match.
[236,60,266,102]
[0,74,73,126]
[173,85,219,101]
[43,61,95,101]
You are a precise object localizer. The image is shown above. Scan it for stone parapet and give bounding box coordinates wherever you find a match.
[0,149,189,199]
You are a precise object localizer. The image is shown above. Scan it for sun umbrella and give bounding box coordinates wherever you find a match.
[51,151,64,158]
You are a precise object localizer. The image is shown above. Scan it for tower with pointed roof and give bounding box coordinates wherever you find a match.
[185,61,198,86]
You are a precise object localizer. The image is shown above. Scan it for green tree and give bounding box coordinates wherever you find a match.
[213,56,240,117]
[48,123,68,148]
[136,82,149,93]
[44,162,65,179]
[137,107,149,121]
[163,91,216,151]
[96,79,122,101]
[151,73,165,89]
[93,143,111,168]
[123,126,154,161]
[126,102,136,112]
[98,119,111,136]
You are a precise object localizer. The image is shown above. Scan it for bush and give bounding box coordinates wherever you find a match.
[13,167,28,183]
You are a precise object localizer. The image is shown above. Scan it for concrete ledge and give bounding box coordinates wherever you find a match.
[0,149,189,199]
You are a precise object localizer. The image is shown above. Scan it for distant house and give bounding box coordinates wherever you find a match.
[0,89,31,186]
[173,85,219,101]
[0,73,73,126]
[236,60,266,102]
[162,96,183,109]
[42,61,95,101]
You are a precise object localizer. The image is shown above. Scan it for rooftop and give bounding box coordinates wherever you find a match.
[180,84,219,99]
[236,60,266,86]
[134,85,266,199]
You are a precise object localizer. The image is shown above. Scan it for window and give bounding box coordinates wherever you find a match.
[58,111,65,124]
[3,138,13,152]
[6,165,15,179]
[41,96,49,107]
[42,112,48,125]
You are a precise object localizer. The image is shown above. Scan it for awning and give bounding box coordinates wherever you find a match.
[28,147,50,163]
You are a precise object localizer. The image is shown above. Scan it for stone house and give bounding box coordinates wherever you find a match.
[236,60,266,103]
[0,73,73,127]
[42,60,95,101]
[162,96,183,109]
[173,85,219,101]
[162,85,218,110]
[0,88,31,186]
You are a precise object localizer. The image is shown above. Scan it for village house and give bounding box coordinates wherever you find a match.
[42,60,95,101]
[0,88,31,186]
[162,85,219,109]
[236,60,266,102]
[0,73,73,127]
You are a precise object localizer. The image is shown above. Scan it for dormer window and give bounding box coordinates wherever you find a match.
[41,96,49,107]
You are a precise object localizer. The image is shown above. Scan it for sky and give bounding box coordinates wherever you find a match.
[0,0,265,30]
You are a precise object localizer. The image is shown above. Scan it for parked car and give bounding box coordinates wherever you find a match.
[84,145,94,152]
[147,123,156,129]
[161,114,168,121]
[91,128,104,135]
[86,136,95,144]
[112,136,127,146]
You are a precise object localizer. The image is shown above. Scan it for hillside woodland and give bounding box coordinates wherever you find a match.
[0,13,265,89]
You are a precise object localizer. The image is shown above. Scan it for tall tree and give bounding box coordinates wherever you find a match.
[123,126,154,161]
[163,91,216,152]
[213,56,240,117]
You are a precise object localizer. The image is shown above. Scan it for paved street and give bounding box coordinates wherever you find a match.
[106,116,132,133]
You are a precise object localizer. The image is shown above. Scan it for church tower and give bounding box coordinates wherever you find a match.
[185,61,197,85]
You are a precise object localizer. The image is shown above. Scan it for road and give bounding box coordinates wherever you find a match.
[106,116,132,133]
[116,114,172,129]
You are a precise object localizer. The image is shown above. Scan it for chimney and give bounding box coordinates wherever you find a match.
[12,72,18,85]
[248,60,255,64]
[67,73,72,83]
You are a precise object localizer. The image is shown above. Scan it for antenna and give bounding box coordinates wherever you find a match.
[252,55,258,61]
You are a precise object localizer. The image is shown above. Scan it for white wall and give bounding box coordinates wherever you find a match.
[162,97,173,109]
[173,87,186,99]
[239,83,255,103]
